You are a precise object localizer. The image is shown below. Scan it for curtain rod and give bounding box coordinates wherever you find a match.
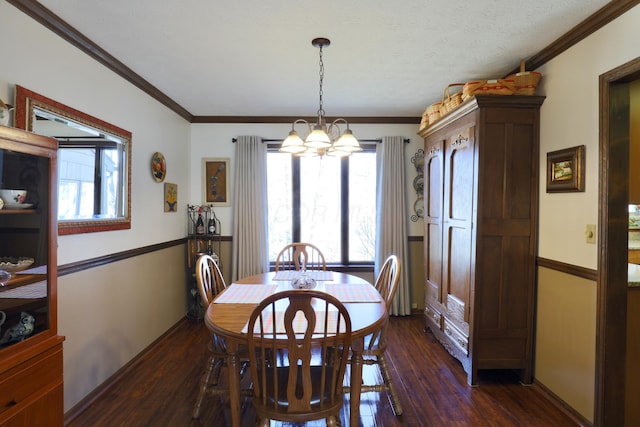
[232,138,410,143]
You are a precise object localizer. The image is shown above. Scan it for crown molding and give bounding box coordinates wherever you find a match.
[191,115,420,124]
[504,0,640,75]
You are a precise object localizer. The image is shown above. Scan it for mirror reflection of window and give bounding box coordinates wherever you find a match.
[14,85,131,234]
[32,107,128,224]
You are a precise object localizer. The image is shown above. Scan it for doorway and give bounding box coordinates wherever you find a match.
[598,58,640,426]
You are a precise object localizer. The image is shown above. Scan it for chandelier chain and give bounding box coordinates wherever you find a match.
[317,44,325,122]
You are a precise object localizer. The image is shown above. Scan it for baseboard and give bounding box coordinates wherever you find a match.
[63,317,189,425]
[532,379,593,427]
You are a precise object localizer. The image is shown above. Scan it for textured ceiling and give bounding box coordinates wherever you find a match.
[33,0,613,118]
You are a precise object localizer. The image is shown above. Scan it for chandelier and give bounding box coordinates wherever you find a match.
[280,38,361,157]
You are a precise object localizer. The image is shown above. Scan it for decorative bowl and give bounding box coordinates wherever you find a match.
[0,269,11,286]
[0,257,35,276]
[0,189,27,205]
[291,271,317,290]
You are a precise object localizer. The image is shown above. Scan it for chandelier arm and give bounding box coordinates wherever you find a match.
[291,118,311,132]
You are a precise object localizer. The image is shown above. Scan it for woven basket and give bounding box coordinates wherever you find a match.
[507,60,542,95]
[419,109,429,131]
[462,78,515,100]
[441,83,465,115]
[425,101,442,125]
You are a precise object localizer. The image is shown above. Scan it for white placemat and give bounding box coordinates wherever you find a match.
[213,284,278,304]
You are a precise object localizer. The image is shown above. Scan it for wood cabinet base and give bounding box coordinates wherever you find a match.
[0,339,63,426]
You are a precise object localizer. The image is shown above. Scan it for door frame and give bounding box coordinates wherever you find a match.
[597,56,640,426]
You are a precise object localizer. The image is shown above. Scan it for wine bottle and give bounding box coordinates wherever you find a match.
[208,216,216,235]
[196,212,205,235]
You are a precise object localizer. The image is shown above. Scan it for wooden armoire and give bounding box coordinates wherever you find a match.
[419,95,545,385]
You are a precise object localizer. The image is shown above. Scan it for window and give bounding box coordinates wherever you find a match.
[267,146,376,265]
[58,140,126,220]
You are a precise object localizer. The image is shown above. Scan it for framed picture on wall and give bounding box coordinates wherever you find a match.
[202,158,230,206]
[164,182,177,212]
[546,145,585,193]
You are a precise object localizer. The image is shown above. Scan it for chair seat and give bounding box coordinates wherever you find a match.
[262,365,344,409]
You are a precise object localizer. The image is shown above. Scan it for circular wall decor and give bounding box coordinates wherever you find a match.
[151,152,166,182]
[411,196,424,222]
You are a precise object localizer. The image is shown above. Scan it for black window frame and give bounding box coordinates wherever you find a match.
[267,143,377,271]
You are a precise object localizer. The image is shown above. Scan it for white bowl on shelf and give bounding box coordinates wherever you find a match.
[0,189,27,205]
[0,257,34,277]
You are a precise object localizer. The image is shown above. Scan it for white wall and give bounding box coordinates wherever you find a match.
[538,5,640,269]
[1,2,191,412]
[190,123,425,237]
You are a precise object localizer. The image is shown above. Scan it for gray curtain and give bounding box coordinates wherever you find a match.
[231,136,269,281]
[375,136,411,316]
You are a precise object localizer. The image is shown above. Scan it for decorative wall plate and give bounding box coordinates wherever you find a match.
[413,175,424,194]
[151,152,166,182]
[411,196,424,222]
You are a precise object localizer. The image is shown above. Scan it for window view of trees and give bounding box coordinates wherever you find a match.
[58,146,122,220]
[267,148,376,265]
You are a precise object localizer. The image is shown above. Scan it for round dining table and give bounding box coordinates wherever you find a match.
[204,270,387,427]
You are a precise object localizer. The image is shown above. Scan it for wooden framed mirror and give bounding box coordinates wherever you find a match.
[13,85,131,235]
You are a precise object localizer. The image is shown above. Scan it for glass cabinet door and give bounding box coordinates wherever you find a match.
[0,143,53,349]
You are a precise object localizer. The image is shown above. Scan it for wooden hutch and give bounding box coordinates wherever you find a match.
[0,125,64,425]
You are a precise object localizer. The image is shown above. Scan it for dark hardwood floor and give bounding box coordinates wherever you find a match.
[66,315,582,427]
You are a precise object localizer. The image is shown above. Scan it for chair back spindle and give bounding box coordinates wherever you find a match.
[275,242,327,272]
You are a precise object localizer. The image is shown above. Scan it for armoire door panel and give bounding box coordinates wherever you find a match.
[425,222,443,300]
[501,236,533,328]
[425,142,443,219]
[445,130,475,222]
[444,225,472,327]
[475,236,503,329]
[424,141,444,309]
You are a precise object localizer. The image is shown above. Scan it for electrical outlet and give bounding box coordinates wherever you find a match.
[586,224,596,244]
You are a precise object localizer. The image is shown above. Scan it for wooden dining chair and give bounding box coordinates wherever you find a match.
[344,254,403,416]
[247,289,352,426]
[275,242,327,272]
[192,254,250,419]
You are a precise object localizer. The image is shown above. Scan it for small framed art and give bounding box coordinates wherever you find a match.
[164,182,177,212]
[546,145,585,193]
[202,158,230,206]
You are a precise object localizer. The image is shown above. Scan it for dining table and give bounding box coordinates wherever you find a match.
[204,270,387,427]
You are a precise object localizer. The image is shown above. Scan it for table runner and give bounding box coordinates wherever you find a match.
[214,284,278,304]
[272,270,334,281]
